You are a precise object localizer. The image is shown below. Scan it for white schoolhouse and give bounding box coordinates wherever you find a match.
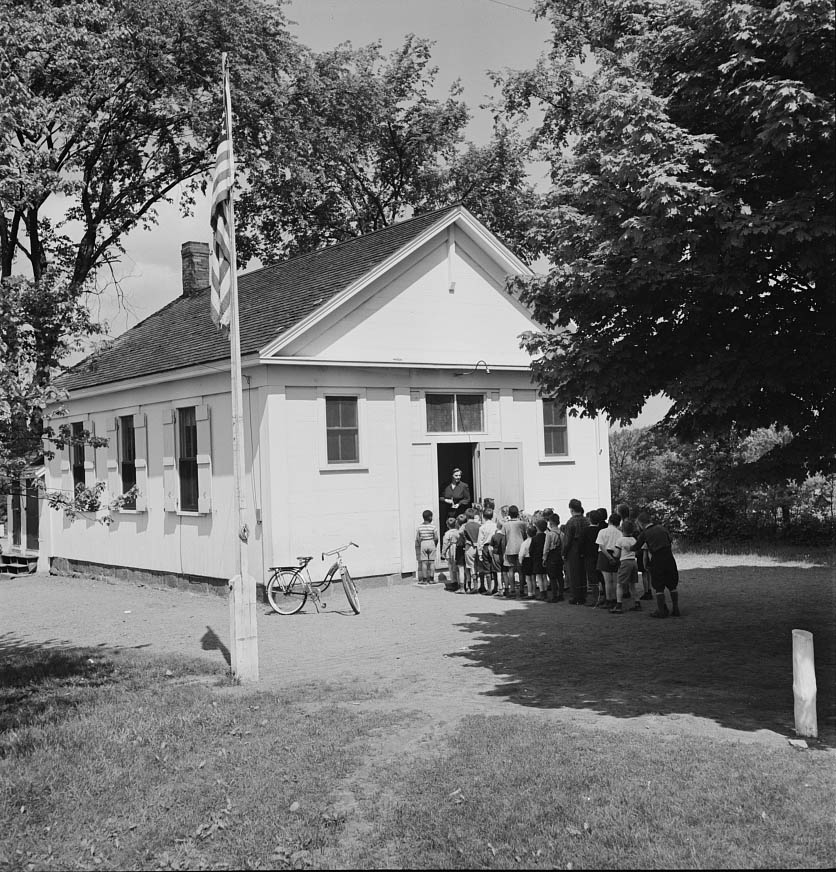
[39,205,611,591]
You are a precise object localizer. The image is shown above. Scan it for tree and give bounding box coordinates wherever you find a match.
[503,0,835,478]
[0,0,300,479]
[236,36,541,265]
[610,424,836,543]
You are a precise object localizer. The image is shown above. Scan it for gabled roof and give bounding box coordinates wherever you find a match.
[58,204,464,392]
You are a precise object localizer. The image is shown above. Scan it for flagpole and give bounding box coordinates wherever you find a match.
[222,52,259,683]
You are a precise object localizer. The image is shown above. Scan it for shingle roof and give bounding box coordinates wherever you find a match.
[58,204,461,392]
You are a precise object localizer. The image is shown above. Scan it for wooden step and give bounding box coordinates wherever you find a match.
[0,553,38,574]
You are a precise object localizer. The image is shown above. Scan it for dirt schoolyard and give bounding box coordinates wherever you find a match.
[2,556,834,748]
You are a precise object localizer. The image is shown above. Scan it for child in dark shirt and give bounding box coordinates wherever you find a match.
[530,518,548,600]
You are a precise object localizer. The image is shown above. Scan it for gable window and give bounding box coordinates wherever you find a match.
[177,406,199,512]
[325,396,359,464]
[426,394,484,433]
[71,421,86,492]
[543,400,568,456]
[119,415,137,509]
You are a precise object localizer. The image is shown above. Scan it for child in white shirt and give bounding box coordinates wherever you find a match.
[612,519,640,614]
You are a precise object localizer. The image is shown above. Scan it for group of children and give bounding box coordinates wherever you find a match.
[415,499,681,619]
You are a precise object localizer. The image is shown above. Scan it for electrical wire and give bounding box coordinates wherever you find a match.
[481,0,532,12]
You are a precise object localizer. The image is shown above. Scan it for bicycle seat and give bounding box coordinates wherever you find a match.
[297,555,314,567]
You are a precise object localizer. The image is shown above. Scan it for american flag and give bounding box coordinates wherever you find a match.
[210,133,233,330]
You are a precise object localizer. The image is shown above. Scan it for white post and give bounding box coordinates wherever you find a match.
[792,629,817,738]
[222,54,259,683]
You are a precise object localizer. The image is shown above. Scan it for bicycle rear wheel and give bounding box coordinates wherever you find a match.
[266,570,307,615]
[341,568,360,615]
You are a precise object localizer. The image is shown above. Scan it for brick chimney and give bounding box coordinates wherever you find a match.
[181,241,210,297]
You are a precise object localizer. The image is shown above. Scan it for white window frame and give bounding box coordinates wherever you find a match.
[536,398,574,464]
[316,388,368,472]
[163,399,213,514]
[106,405,149,513]
[424,391,487,436]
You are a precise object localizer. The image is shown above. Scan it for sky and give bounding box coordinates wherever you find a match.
[89,0,551,333]
[72,0,668,427]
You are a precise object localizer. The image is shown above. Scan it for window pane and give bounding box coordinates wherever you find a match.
[71,421,85,491]
[120,414,137,506]
[338,397,357,428]
[426,394,454,432]
[326,428,359,463]
[326,396,358,428]
[120,416,136,464]
[179,459,198,511]
[339,431,359,463]
[178,407,197,461]
[545,428,567,456]
[325,397,341,427]
[178,407,198,510]
[456,395,484,432]
[543,399,566,427]
[326,430,341,463]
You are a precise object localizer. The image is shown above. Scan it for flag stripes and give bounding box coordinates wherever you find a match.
[210,135,233,330]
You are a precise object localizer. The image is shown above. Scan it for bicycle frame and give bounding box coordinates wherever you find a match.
[265,542,359,616]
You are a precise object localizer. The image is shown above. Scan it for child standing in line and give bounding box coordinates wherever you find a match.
[455,513,467,592]
[518,524,536,599]
[531,518,549,600]
[476,508,498,594]
[543,513,564,602]
[503,505,527,597]
[489,521,506,595]
[595,513,623,609]
[461,508,482,594]
[613,519,640,613]
[442,517,461,592]
[415,509,438,585]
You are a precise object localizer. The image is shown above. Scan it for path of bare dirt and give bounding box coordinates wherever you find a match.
[2,559,833,752]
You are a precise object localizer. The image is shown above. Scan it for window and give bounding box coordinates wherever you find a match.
[119,415,137,509]
[177,406,199,512]
[71,421,86,492]
[325,397,359,464]
[426,394,484,433]
[543,400,568,456]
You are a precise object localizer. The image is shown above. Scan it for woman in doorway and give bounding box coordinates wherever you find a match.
[441,468,472,522]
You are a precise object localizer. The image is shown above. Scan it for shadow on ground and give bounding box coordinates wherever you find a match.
[0,634,122,737]
[450,566,836,745]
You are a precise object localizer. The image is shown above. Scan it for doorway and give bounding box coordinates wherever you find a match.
[437,443,476,527]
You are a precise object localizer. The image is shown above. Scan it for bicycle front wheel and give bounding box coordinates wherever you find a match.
[341,568,360,615]
[266,570,307,615]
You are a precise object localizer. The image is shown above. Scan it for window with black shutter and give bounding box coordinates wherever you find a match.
[177,406,199,511]
[119,415,137,508]
[71,421,86,492]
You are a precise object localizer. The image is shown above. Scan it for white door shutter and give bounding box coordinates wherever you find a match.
[196,404,212,514]
[162,409,177,512]
[106,417,119,497]
[133,412,148,512]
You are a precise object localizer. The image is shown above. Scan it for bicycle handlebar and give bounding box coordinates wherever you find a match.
[321,541,359,559]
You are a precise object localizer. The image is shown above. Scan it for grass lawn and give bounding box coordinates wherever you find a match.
[2,635,834,870]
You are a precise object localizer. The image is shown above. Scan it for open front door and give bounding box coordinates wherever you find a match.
[475,442,524,511]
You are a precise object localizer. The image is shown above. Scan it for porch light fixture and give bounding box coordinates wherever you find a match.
[453,360,491,377]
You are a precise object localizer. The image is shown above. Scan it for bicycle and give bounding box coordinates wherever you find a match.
[265,542,360,616]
